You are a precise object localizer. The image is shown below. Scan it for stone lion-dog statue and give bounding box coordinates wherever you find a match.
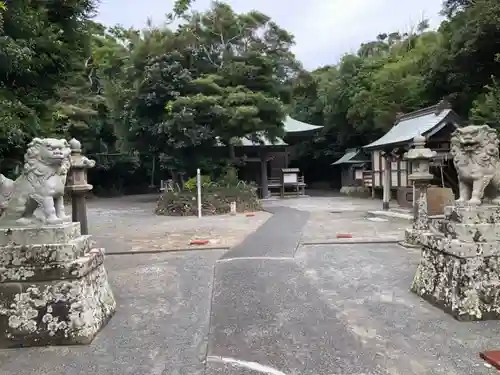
[0,138,72,225]
[450,125,500,206]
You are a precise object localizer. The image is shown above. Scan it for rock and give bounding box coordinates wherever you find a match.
[0,222,116,347]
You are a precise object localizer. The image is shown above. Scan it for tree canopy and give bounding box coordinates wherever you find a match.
[288,0,500,177]
[0,0,499,190]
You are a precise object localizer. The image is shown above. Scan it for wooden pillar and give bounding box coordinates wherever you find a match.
[260,151,268,199]
[382,153,391,210]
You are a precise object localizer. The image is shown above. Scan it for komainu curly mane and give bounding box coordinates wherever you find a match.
[450,125,500,205]
[0,138,71,225]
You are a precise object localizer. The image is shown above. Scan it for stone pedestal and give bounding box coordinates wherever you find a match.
[411,204,500,321]
[0,222,116,347]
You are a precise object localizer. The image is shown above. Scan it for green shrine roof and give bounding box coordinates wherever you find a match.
[216,116,321,148]
[332,148,369,165]
[364,101,460,150]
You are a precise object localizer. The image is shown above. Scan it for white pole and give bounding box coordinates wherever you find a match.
[196,168,202,218]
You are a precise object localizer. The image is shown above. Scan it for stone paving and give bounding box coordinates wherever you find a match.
[0,194,498,374]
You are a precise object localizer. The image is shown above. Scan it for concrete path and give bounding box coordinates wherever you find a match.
[206,199,497,374]
[295,243,500,375]
[206,207,384,374]
[0,195,498,374]
[0,250,224,375]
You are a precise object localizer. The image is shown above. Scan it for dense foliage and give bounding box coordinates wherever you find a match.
[288,0,500,179]
[0,0,499,190]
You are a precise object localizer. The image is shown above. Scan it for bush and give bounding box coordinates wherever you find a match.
[155,183,261,216]
[184,175,211,191]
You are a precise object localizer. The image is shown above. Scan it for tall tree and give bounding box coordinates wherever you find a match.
[123,2,300,171]
[0,0,97,165]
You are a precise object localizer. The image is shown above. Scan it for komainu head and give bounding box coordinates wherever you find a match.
[23,138,71,175]
[451,125,499,158]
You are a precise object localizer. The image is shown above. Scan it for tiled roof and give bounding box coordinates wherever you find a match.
[332,149,369,165]
[364,102,459,150]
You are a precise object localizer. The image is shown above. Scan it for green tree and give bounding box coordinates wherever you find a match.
[0,0,97,163]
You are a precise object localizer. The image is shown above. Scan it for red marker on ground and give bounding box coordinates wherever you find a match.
[480,351,500,370]
[190,239,210,245]
[336,233,353,239]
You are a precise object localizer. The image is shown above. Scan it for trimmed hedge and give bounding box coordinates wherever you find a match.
[155,184,261,216]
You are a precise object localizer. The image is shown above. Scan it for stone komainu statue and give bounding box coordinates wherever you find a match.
[0,138,71,225]
[450,125,500,205]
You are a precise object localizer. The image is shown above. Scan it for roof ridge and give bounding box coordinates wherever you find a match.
[396,100,452,122]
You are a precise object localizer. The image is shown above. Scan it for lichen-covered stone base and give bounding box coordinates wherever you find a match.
[0,223,116,347]
[404,228,421,247]
[410,204,500,321]
[411,246,500,321]
[0,251,115,347]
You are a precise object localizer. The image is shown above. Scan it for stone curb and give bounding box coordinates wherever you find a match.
[105,246,230,256]
[397,241,422,249]
[367,210,412,220]
[301,238,401,245]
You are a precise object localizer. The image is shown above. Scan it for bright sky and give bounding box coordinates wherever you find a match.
[95,0,444,70]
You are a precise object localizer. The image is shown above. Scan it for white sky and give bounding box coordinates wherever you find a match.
[95,0,444,70]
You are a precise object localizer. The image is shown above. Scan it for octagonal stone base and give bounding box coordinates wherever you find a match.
[0,223,116,347]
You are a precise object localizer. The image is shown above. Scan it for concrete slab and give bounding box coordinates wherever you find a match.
[207,259,387,375]
[263,195,383,213]
[221,206,309,260]
[0,250,225,375]
[295,244,500,374]
[301,211,407,243]
[368,210,412,221]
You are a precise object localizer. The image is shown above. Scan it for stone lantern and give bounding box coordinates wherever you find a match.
[404,135,436,245]
[66,138,95,235]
